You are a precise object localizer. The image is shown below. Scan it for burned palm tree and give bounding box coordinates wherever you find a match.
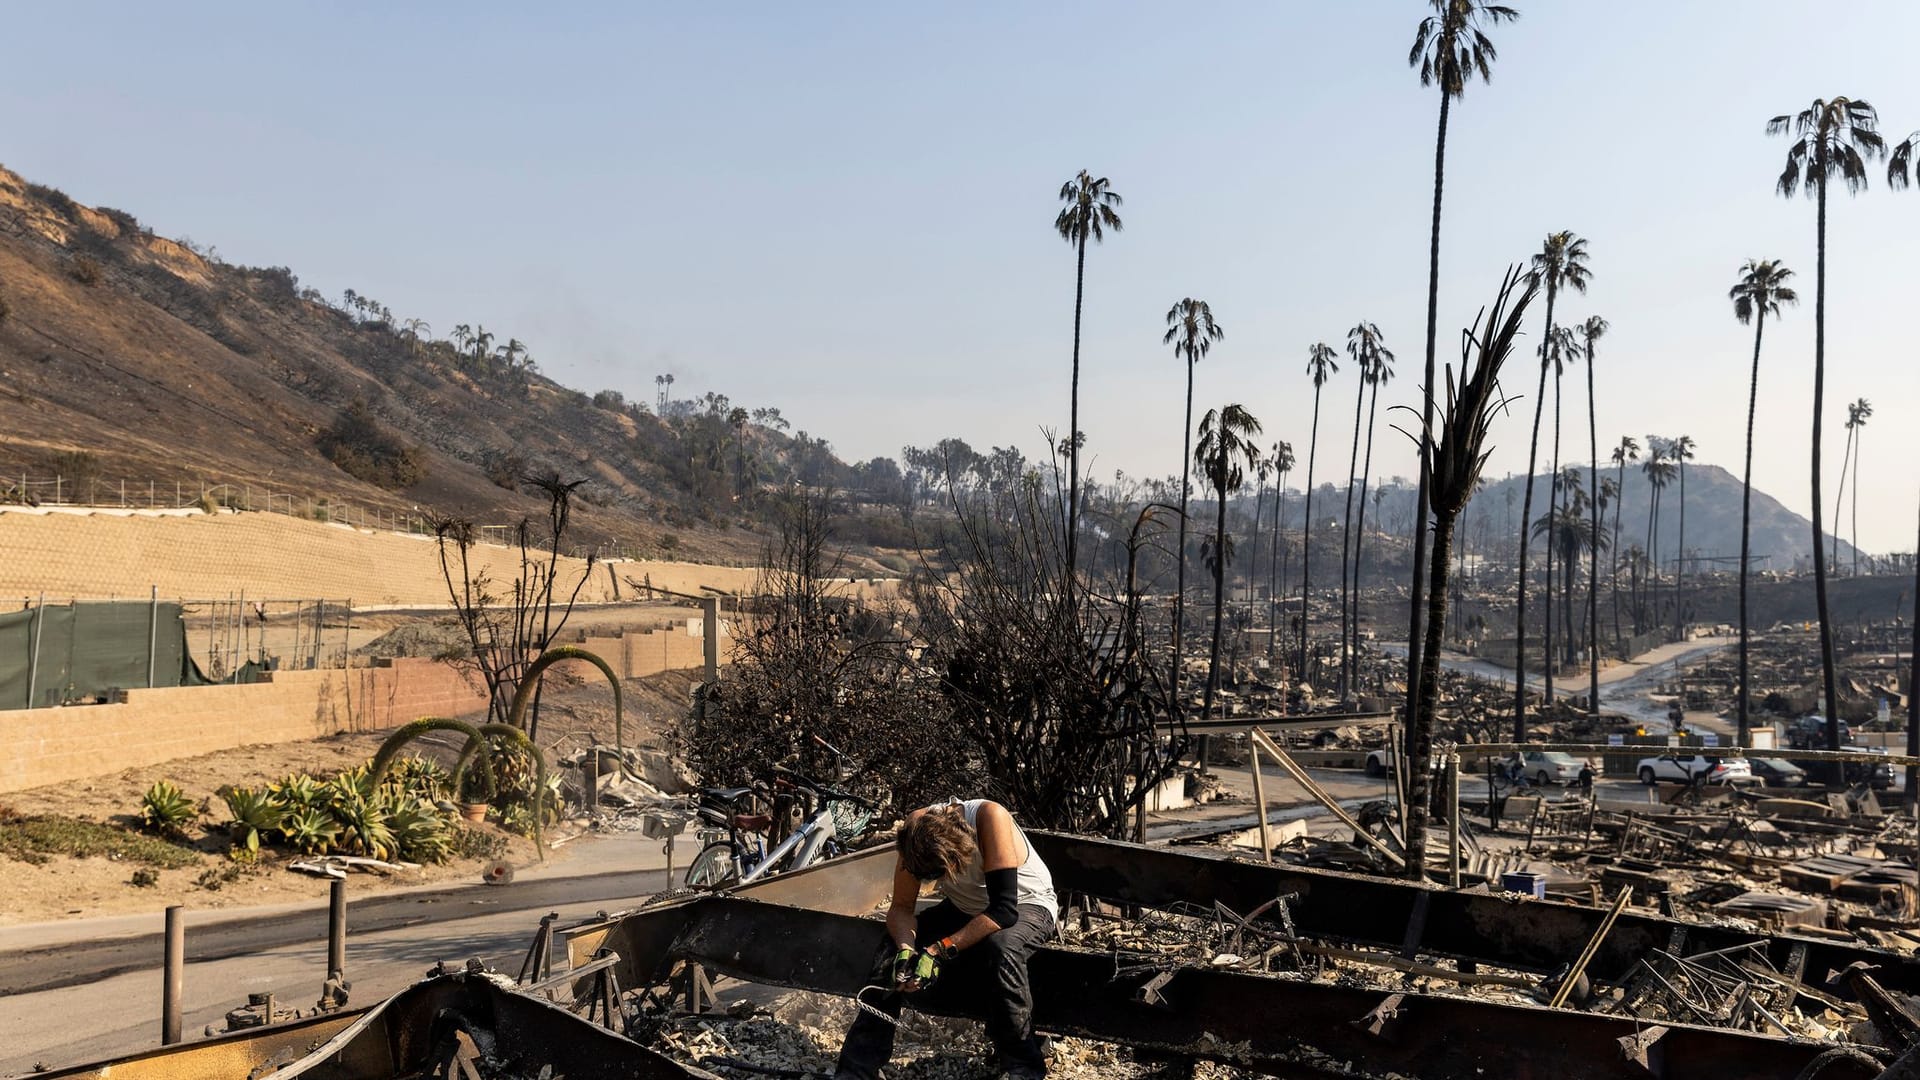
[1196,403,1264,724]
[1403,265,1536,879]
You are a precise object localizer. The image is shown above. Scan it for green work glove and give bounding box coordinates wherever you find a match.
[891,945,940,992]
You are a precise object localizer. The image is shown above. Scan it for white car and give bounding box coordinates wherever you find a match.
[1512,751,1593,786]
[1635,754,1756,786]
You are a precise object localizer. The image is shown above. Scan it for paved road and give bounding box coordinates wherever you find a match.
[0,865,673,997]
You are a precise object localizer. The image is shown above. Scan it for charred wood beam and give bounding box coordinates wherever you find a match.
[1028,831,1920,995]
[636,895,1875,1080]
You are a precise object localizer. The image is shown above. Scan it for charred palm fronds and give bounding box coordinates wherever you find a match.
[1401,265,1537,878]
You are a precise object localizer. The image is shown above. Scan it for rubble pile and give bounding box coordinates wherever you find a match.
[651,991,1251,1079]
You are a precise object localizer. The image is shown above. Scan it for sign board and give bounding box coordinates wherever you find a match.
[1607,734,1625,747]
[1667,735,1681,747]
[1701,734,1720,747]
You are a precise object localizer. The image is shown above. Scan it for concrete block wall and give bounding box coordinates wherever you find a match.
[0,657,488,794]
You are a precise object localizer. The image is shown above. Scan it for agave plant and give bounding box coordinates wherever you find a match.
[280,805,340,855]
[326,776,396,860]
[220,786,286,855]
[139,780,198,837]
[269,773,328,814]
[387,797,453,863]
[384,756,450,802]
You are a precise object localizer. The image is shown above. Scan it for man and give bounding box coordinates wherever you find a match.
[836,798,1057,1079]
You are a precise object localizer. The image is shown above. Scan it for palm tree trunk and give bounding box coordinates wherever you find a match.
[1405,508,1457,881]
[1676,456,1688,639]
[1204,482,1229,724]
[1301,395,1322,683]
[1340,377,1366,701]
[1353,379,1381,693]
[1409,88,1452,743]
[1587,340,1602,718]
[1514,283,1558,738]
[1739,312,1765,749]
[1270,473,1285,658]
[1832,427,1852,573]
[1067,235,1087,587]
[1249,480,1266,623]
[1851,429,1862,577]
[1545,364,1561,699]
[1613,455,1626,643]
[1175,357,1195,710]
[1907,495,1919,808]
[1811,176,1843,775]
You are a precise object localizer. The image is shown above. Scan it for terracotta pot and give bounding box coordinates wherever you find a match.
[460,801,490,823]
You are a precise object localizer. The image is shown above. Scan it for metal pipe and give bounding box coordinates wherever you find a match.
[1247,726,1272,862]
[162,905,184,1044]
[148,585,158,688]
[1248,727,1404,867]
[25,593,45,708]
[327,878,346,981]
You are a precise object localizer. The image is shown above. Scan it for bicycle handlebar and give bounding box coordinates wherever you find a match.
[770,765,875,811]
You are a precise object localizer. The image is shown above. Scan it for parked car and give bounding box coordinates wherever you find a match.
[1786,714,1851,751]
[1364,745,1441,777]
[1510,750,1595,786]
[1635,754,1757,786]
[1788,746,1894,790]
[1749,757,1808,787]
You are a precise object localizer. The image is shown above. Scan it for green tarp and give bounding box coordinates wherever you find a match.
[0,600,206,710]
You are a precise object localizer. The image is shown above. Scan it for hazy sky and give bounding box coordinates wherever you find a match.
[7,3,1920,549]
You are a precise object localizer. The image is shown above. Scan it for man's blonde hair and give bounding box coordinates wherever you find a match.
[897,804,976,881]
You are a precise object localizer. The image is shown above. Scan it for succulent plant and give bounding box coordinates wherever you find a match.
[219,786,285,855]
[280,805,339,855]
[387,797,453,863]
[139,780,198,837]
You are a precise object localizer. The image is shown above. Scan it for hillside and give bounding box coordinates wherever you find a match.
[1469,462,1859,573]
[0,166,905,568]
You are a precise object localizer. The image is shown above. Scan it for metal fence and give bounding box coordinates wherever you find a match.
[0,472,650,561]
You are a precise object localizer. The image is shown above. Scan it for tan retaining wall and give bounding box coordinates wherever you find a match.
[0,657,488,794]
[0,506,878,606]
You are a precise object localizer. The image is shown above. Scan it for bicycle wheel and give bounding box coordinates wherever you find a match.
[685,841,742,889]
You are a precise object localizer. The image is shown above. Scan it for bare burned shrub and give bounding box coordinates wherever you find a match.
[911,461,1190,840]
[687,487,972,816]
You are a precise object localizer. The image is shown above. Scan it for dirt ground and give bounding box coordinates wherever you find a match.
[0,672,696,925]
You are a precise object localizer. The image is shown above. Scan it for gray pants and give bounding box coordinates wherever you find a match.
[835,901,1055,1079]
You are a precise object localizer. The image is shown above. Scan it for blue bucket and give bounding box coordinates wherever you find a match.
[1501,871,1547,899]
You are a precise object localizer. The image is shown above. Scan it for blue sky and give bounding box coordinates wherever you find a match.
[7,2,1920,549]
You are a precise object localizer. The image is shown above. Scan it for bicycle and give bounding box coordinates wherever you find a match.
[685,740,880,889]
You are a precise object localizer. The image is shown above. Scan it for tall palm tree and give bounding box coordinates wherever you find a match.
[1247,452,1275,609]
[1405,264,1536,878]
[1771,97,1884,764]
[1268,441,1296,657]
[1352,346,1395,689]
[1542,324,1585,695]
[1342,322,1392,697]
[1531,483,1603,678]
[1832,398,1871,575]
[1196,404,1264,727]
[1642,445,1675,633]
[1610,436,1640,640]
[1730,258,1798,748]
[1405,0,1520,723]
[1300,344,1339,681]
[1515,231,1591,737]
[1165,299,1224,707]
[1055,172,1124,584]
[1580,315,1608,716]
[1669,434,1696,636]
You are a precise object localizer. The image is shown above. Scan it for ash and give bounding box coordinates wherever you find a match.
[653,990,1252,1079]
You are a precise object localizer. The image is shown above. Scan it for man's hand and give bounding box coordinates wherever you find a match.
[891,945,940,992]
